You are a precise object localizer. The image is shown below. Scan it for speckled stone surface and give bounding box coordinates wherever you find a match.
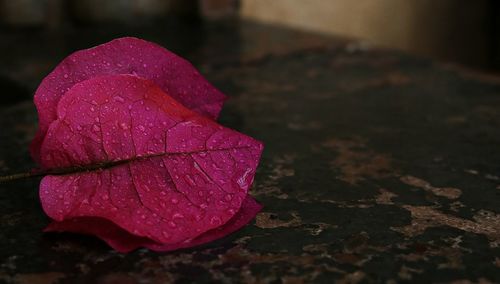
[0,20,499,283]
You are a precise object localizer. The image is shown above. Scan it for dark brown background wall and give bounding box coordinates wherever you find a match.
[240,0,498,71]
[1,0,499,73]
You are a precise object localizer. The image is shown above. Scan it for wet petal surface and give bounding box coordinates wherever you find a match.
[39,74,262,251]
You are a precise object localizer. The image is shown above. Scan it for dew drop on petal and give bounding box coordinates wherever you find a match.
[210,216,221,226]
[120,122,129,130]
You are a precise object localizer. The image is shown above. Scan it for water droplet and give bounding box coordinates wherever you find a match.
[237,168,252,190]
[137,125,145,131]
[168,221,177,228]
[173,213,184,219]
[93,125,100,132]
[210,216,221,225]
[114,95,125,103]
[162,231,170,238]
[225,194,232,201]
[184,175,196,186]
[171,198,179,204]
[117,122,127,130]
[63,74,68,78]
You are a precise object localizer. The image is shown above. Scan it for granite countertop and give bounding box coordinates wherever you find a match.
[0,20,499,283]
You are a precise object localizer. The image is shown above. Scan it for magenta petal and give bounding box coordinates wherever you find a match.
[45,217,159,253]
[32,37,226,162]
[148,195,262,252]
[39,74,263,251]
[44,196,262,253]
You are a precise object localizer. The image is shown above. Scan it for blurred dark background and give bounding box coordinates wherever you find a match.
[2,0,500,70]
[1,0,500,106]
[240,0,500,72]
[2,0,500,69]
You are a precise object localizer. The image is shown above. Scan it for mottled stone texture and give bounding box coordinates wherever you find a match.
[0,21,499,283]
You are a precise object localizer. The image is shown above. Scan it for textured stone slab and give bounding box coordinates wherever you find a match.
[0,21,499,283]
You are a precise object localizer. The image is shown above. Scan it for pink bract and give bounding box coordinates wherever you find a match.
[39,74,263,251]
[32,37,226,163]
[45,195,262,253]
